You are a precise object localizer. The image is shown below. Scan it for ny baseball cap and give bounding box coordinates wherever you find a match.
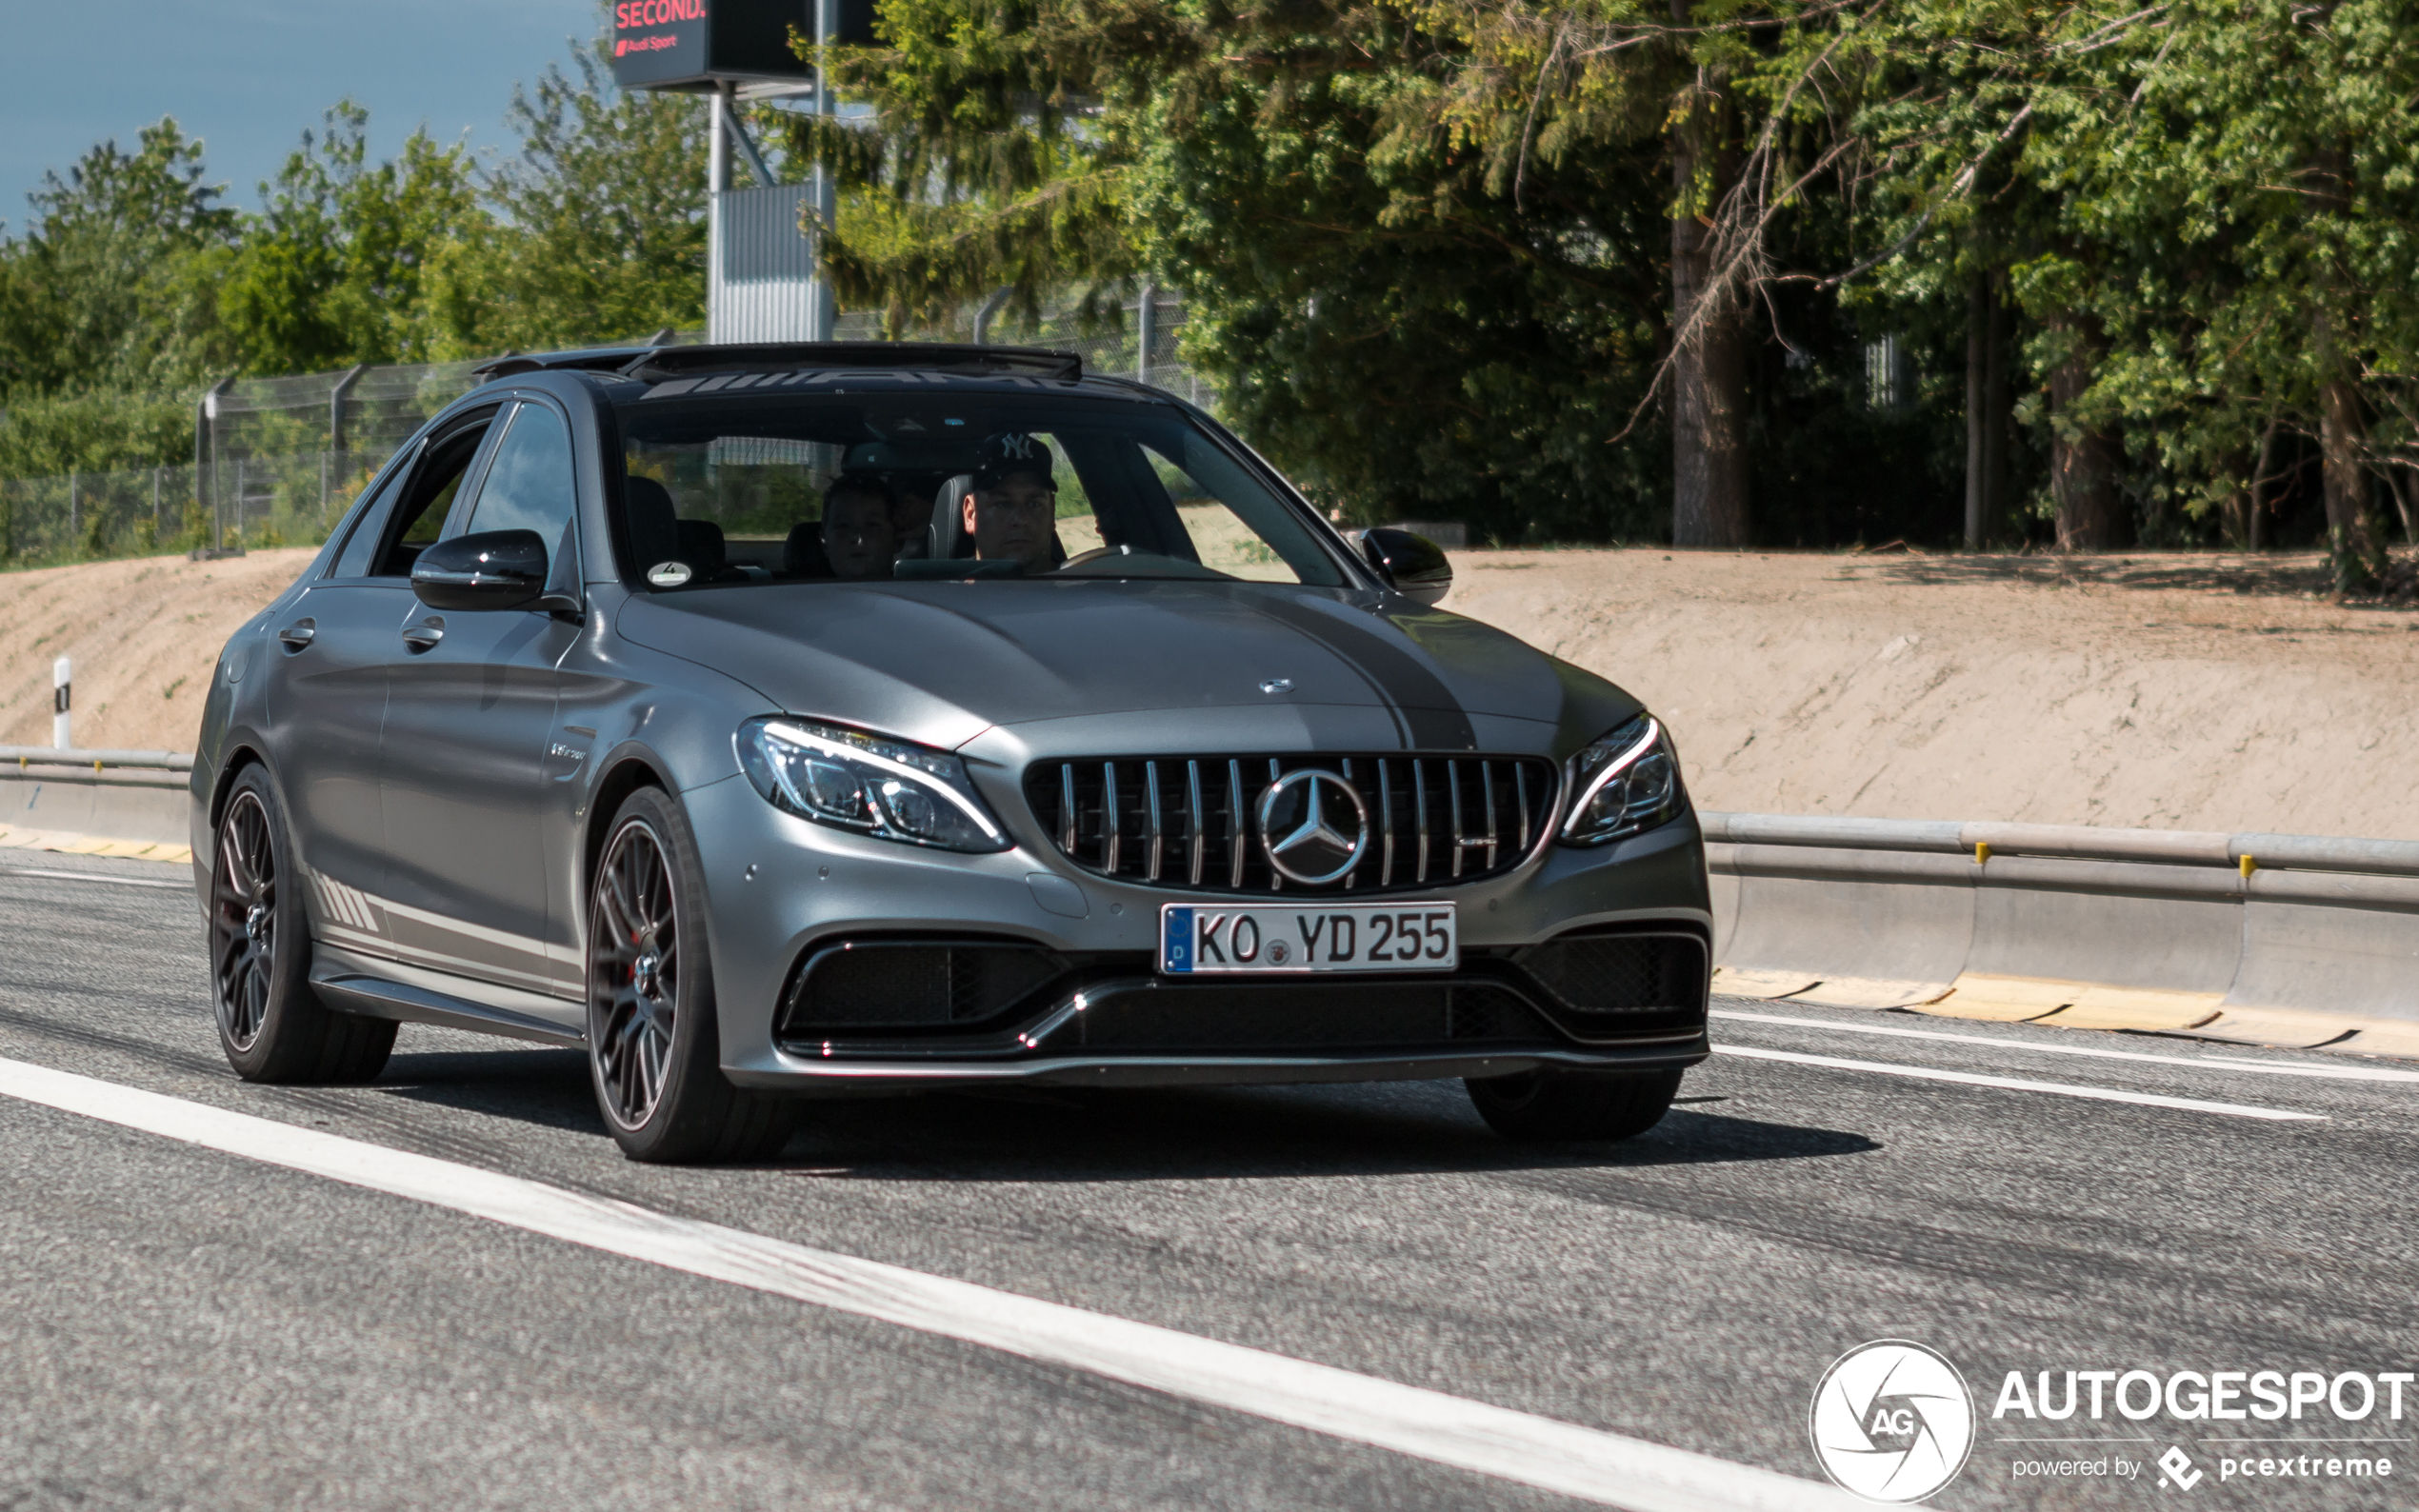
[973,432,1055,489]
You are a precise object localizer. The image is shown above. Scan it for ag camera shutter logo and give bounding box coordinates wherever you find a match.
[1809,1340,1976,1502]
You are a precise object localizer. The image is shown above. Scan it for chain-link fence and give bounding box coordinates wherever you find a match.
[1,294,1208,569]
[0,464,199,563]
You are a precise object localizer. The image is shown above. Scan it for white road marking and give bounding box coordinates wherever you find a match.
[1710,1044,2323,1121]
[1714,1008,2419,1084]
[2199,1055,2419,1083]
[0,865,189,890]
[0,1054,1860,1512]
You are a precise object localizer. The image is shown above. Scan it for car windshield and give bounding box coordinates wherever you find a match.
[613,386,1349,589]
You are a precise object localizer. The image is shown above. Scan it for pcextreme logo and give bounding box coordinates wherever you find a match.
[1809,1340,1977,1502]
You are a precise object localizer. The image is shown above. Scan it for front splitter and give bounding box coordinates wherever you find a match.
[727,1034,1709,1093]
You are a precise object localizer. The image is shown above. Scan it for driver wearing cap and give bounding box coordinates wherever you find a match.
[962,432,1059,571]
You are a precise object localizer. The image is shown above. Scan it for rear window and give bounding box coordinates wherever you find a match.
[613,386,1346,589]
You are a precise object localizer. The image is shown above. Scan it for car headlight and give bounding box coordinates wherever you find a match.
[736,718,1010,853]
[1559,714,1686,846]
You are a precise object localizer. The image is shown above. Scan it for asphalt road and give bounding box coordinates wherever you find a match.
[0,852,2410,1511]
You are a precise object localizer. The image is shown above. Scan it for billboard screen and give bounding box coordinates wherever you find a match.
[611,0,874,91]
[611,0,715,89]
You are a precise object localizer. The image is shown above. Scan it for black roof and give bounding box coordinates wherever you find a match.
[621,342,1084,384]
[470,340,1087,386]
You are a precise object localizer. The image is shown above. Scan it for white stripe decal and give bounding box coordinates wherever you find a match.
[308,869,381,935]
[0,1054,1856,1512]
[1713,1008,2419,1084]
[1711,1044,2323,1121]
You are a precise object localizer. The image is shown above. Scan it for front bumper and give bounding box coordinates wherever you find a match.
[684,771,1712,1092]
[727,1042,1709,1091]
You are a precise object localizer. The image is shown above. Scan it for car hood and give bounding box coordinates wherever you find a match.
[614,579,1640,752]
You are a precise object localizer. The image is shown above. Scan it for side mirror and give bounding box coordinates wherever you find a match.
[411,529,549,611]
[1360,527,1452,607]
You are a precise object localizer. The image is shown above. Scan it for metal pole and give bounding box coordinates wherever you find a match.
[807,0,838,343]
[974,288,1012,346]
[151,467,161,533]
[721,105,776,188]
[329,363,365,524]
[51,657,70,750]
[708,88,730,343]
[1964,279,1987,550]
[1136,281,1156,385]
[330,363,365,452]
[197,375,230,549]
[68,471,78,545]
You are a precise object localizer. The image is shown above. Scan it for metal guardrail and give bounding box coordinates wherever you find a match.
[1701,810,2419,1049]
[0,746,195,792]
[0,746,194,771]
[1701,811,2419,878]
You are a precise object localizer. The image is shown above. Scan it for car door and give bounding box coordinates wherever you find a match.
[378,397,584,1005]
[259,447,423,935]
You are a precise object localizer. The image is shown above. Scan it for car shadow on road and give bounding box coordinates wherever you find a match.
[368,1050,1878,1179]
[376,1047,601,1133]
[759,1081,1878,1182]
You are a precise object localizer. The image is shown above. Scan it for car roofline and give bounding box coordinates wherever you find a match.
[470,345,670,381]
[614,341,1085,385]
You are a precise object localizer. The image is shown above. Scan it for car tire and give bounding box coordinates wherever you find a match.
[586,786,798,1164]
[1465,1066,1682,1141]
[210,766,396,1084]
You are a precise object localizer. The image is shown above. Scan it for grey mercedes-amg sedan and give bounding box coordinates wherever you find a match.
[193,342,1709,1163]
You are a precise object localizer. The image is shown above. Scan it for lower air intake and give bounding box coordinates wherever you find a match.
[1518,931,1709,1016]
[782,940,1068,1032]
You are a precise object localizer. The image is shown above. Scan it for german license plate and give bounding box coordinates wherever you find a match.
[1159,902,1457,975]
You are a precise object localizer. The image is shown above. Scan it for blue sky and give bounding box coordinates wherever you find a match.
[2,0,611,231]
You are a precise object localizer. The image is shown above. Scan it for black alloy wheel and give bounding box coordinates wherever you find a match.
[590,816,680,1130]
[208,766,394,1084]
[212,789,279,1053]
[585,786,798,1164]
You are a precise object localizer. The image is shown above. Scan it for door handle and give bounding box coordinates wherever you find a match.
[400,619,445,652]
[277,619,316,651]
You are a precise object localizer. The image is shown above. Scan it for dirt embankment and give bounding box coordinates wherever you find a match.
[0,549,317,753]
[1444,547,2419,840]
[9,544,2416,839]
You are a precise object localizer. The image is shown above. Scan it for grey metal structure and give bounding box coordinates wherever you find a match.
[710,181,825,343]
[190,342,1709,1161]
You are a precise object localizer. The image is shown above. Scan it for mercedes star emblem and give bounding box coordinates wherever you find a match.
[1256,769,1370,885]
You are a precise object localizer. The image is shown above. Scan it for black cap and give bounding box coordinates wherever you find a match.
[824,470,893,507]
[973,432,1054,489]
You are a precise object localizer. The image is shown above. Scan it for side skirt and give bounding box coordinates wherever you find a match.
[311,945,586,1046]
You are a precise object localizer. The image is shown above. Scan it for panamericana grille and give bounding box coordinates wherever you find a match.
[1025,754,1558,894]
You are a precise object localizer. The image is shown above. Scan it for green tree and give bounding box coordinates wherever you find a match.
[810,0,1913,544]
[1856,0,2419,586]
[803,0,1682,537]
[425,47,711,355]
[212,103,483,374]
[0,117,237,403]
